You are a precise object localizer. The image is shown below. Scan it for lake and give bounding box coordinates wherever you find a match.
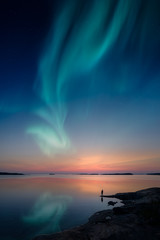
[0,174,160,240]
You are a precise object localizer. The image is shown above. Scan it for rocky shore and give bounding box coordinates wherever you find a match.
[32,188,160,240]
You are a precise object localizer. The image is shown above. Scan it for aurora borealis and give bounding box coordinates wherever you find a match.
[0,0,160,173]
[23,194,72,232]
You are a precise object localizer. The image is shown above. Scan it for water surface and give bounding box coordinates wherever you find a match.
[0,174,159,240]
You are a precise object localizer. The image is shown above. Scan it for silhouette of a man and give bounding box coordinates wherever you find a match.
[101,189,103,195]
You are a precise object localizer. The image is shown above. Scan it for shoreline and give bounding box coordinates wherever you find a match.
[32,187,160,240]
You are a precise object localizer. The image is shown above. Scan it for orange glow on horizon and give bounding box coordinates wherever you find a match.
[1,150,160,173]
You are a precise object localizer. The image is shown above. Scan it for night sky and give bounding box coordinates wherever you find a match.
[0,0,160,173]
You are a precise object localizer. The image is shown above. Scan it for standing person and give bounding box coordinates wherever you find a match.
[101,189,103,196]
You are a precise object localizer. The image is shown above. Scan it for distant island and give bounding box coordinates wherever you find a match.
[78,173,89,175]
[89,173,99,175]
[101,173,133,175]
[147,173,160,175]
[76,173,133,175]
[0,172,24,175]
[49,173,55,175]
[77,173,99,175]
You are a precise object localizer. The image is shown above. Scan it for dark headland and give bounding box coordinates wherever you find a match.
[32,187,160,240]
[0,172,24,175]
[76,173,133,175]
[147,173,160,175]
[101,173,133,175]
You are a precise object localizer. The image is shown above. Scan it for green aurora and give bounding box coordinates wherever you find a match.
[27,0,160,156]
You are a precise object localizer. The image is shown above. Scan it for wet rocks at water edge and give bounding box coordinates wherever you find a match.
[32,187,160,240]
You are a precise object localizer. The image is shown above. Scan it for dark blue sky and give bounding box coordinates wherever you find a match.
[0,0,53,110]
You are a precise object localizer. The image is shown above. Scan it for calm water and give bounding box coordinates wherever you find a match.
[0,174,160,240]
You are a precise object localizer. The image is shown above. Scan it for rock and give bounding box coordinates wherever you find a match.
[104,187,160,203]
[32,188,160,240]
[108,201,117,206]
[113,206,134,215]
[88,210,112,224]
[105,216,111,221]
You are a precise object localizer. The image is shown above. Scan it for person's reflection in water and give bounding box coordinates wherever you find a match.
[101,189,103,202]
